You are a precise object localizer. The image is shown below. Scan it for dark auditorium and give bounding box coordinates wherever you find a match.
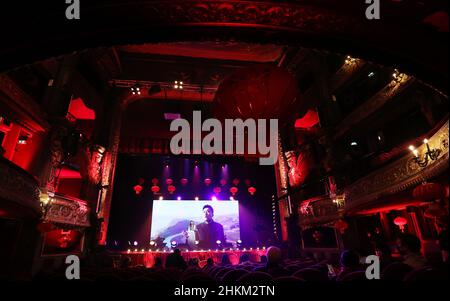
[0,0,448,291]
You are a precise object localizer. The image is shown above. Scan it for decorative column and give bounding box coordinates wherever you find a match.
[97,98,125,245]
[274,130,291,242]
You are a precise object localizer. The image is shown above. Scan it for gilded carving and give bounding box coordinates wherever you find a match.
[44,195,90,227]
[345,120,449,211]
[0,158,40,213]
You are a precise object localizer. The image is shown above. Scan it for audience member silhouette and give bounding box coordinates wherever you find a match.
[165,248,187,270]
[336,250,362,281]
[396,234,428,269]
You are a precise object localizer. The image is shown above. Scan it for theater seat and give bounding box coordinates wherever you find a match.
[274,276,305,282]
[404,266,449,281]
[381,262,413,281]
[293,268,328,281]
[338,271,367,281]
[237,272,273,283]
[221,269,249,282]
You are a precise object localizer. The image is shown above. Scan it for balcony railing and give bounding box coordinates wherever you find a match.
[0,157,40,215]
[43,193,91,227]
[344,119,449,213]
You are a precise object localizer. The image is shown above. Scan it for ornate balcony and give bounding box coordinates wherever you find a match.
[345,119,449,214]
[298,196,344,226]
[43,194,91,227]
[0,157,40,216]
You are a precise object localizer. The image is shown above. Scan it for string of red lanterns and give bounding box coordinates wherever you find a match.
[133,177,258,196]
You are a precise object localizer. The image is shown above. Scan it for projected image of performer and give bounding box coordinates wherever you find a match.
[183,220,199,249]
[197,205,225,249]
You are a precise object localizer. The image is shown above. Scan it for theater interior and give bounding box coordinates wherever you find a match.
[0,0,448,283]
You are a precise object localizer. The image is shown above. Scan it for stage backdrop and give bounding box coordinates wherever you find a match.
[107,154,276,249]
[150,200,240,248]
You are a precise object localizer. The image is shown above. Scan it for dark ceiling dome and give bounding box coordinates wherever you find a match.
[214,64,302,123]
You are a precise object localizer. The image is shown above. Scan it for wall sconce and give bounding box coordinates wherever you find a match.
[392,69,407,83]
[332,195,345,209]
[344,55,357,65]
[409,138,441,168]
[39,188,54,216]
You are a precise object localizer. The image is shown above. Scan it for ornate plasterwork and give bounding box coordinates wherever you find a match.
[0,158,41,214]
[345,120,449,213]
[127,1,359,34]
[44,195,91,227]
[0,74,49,132]
[334,75,414,139]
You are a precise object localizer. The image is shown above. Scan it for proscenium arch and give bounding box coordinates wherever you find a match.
[0,0,448,94]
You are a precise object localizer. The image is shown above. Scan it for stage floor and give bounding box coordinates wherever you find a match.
[120,249,266,267]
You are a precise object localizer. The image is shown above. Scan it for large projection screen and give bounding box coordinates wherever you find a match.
[150,200,240,248]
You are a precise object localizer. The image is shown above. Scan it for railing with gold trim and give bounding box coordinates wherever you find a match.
[44,194,91,227]
[0,157,40,214]
[344,120,449,213]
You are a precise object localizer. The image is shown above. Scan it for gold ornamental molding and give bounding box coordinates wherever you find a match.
[0,74,50,133]
[345,120,449,213]
[44,194,91,227]
[0,157,41,214]
[334,73,414,139]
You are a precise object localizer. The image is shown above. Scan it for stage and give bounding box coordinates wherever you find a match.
[121,249,267,267]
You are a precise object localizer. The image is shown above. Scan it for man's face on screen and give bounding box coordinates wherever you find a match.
[203,207,214,222]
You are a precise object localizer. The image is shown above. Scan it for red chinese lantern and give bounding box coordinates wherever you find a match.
[213,186,221,194]
[220,179,227,186]
[167,185,176,194]
[230,187,238,196]
[244,179,251,187]
[214,64,302,124]
[248,186,256,196]
[232,178,240,186]
[180,178,188,186]
[394,217,408,232]
[151,178,159,185]
[412,183,446,202]
[334,219,348,234]
[133,185,143,195]
[166,178,173,185]
[204,178,212,186]
[151,185,160,194]
[37,222,54,233]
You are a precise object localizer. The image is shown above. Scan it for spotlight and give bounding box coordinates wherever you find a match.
[177,196,181,201]
[351,141,358,146]
[171,241,178,248]
[150,241,155,246]
[131,84,141,95]
[216,240,222,245]
[159,196,163,200]
[133,241,138,246]
[237,240,242,247]
[195,240,200,245]
[229,196,234,201]
[212,196,217,201]
[174,81,184,89]
[195,196,199,201]
[18,135,28,145]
